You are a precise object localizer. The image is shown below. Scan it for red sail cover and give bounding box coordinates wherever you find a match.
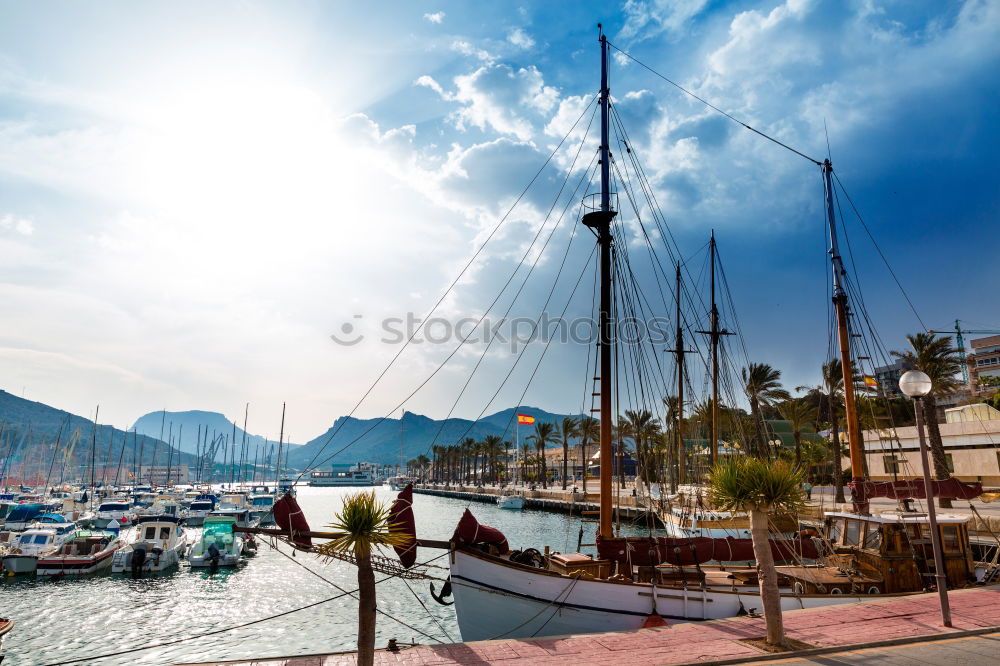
[451,509,510,554]
[388,483,417,568]
[850,478,983,504]
[273,492,312,549]
[596,535,818,567]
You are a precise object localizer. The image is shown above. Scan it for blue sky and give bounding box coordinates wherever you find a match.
[0,0,997,440]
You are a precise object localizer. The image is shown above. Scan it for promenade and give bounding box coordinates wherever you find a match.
[179,586,1000,665]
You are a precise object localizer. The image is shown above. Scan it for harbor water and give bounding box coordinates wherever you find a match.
[1,486,651,665]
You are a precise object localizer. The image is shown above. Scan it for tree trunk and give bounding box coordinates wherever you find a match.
[581,440,588,493]
[830,393,846,503]
[356,551,377,666]
[750,507,786,648]
[750,398,769,458]
[793,429,801,467]
[562,439,568,490]
[924,395,953,509]
[540,448,547,488]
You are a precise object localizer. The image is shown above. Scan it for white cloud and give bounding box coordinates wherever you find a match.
[451,40,494,62]
[449,64,558,140]
[507,28,535,49]
[415,74,444,96]
[618,0,712,41]
[0,214,34,236]
[424,11,445,24]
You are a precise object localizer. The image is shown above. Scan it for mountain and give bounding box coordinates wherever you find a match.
[286,406,583,469]
[132,410,302,462]
[0,389,191,483]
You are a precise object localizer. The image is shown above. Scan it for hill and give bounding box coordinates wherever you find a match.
[132,410,302,462]
[286,406,583,470]
[0,389,191,484]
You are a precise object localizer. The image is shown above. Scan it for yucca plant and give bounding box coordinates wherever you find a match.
[707,457,805,648]
[317,491,409,666]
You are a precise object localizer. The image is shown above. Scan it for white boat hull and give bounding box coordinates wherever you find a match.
[2,554,37,574]
[111,541,186,573]
[497,496,525,510]
[449,549,896,642]
[36,548,119,576]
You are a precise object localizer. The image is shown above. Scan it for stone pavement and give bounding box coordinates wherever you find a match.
[177,586,1000,665]
[770,631,1000,664]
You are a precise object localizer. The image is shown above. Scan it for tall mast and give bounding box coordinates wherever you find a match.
[823,160,865,510]
[276,402,286,488]
[697,232,731,470]
[583,26,618,539]
[673,264,687,486]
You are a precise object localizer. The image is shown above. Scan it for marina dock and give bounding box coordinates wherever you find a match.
[412,484,661,523]
[178,585,1000,665]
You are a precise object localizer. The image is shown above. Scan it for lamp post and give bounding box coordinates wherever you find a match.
[898,370,952,627]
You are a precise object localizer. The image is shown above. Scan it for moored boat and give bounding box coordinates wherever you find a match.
[111,515,188,574]
[36,530,123,576]
[188,516,243,568]
[1,519,78,574]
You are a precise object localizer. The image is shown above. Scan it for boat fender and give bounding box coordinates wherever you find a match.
[430,580,454,606]
[642,614,668,628]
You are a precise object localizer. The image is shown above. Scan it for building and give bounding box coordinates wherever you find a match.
[873,359,907,399]
[138,465,189,485]
[968,334,1000,392]
[858,403,1000,487]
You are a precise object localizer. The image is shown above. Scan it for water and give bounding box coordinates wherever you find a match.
[1,487,652,665]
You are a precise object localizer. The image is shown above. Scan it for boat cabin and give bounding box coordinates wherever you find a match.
[822,510,975,593]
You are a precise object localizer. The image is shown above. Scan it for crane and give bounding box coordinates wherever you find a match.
[929,319,1000,383]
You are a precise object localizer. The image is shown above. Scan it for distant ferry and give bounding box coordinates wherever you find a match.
[308,469,378,487]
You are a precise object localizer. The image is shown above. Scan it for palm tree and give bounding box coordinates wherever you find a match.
[892,332,964,509]
[620,409,661,490]
[526,422,558,488]
[482,435,504,485]
[557,417,579,490]
[317,491,408,666]
[707,457,805,649]
[520,441,532,483]
[459,437,476,484]
[778,399,819,467]
[577,416,599,493]
[742,363,791,458]
[415,454,430,481]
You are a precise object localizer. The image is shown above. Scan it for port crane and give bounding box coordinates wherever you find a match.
[929,319,1000,383]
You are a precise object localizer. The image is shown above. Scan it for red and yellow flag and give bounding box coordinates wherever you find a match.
[863,375,878,387]
[517,414,535,425]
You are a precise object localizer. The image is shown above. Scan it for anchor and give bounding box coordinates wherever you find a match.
[429,579,454,606]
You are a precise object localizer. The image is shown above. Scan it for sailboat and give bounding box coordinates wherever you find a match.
[435,31,991,642]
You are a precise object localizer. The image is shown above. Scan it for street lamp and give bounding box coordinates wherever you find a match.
[898,369,952,627]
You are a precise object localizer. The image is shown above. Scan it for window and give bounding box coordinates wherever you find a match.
[844,520,862,546]
[33,535,49,544]
[144,527,156,540]
[883,456,900,474]
[863,525,882,550]
[945,454,954,473]
[159,527,171,539]
[828,519,843,543]
[941,525,961,552]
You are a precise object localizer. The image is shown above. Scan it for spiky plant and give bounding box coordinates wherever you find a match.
[317,491,408,666]
[708,457,805,648]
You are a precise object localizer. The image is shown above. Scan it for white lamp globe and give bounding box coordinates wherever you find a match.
[899,370,933,398]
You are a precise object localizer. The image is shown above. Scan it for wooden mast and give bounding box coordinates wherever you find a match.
[822,159,865,512]
[674,264,687,485]
[583,27,617,539]
[697,232,731,470]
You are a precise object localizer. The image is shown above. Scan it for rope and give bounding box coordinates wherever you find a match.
[606,41,822,166]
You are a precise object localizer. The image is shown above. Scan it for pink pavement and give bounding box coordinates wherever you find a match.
[180,586,1000,666]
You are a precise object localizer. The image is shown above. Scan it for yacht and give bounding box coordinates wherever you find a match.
[2,503,47,531]
[308,468,377,487]
[185,496,217,527]
[92,500,136,529]
[497,492,525,511]
[111,515,188,574]
[188,515,244,568]
[248,493,277,526]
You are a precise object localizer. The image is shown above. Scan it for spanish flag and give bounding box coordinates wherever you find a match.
[863,376,878,387]
[517,414,535,425]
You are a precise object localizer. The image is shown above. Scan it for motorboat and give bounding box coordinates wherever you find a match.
[188,516,243,568]
[137,498,186,522]
[387,476,416,491]
[1,519,78,574]
[92,500,136,529]
[497,492,525,511]
[36,530,123,576]
[2,503,47,531]
[111,515,188,574]
[185,497,216,527]
[248,493,277,527]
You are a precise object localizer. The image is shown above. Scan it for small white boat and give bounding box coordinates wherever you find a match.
[188,516,243,568]
[36,530,123,576]
[185,499,216,527]
[111,515,188,574]
[92,501,136,529]
[248,493,277,526]
[387,476,416,491]
[2,520,78,574]
[497,494,525,510]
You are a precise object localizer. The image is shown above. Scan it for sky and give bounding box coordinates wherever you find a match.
[0,0,998,443]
